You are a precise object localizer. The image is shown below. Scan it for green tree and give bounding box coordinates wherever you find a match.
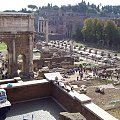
[112,27,120,48]
[78,2,88,14]
[81,18,93,42]
[52,5,59,10]
[92,18,99,42]
[104,20,117,47]
[28,5,38,11]
[73,27,83,41]
[96,20,104,45]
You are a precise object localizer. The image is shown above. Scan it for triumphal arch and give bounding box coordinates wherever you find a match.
[0,12,34,78]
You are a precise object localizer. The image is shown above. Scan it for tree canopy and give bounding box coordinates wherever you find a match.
[28,5,38,11]
[74,18,120,49]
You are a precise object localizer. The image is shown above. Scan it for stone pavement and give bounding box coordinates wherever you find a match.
[6,98,65,120]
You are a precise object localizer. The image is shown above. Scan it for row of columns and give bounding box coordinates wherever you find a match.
[38,19,49,46]
[38,20,46,33]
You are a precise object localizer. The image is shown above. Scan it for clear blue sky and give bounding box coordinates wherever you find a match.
[0,0,120,11]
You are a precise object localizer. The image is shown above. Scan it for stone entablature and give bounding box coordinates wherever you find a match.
[0,12,34,32]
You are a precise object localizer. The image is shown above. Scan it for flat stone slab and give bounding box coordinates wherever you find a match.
[74,91,91,104]
[71,85,78,89]
[97,84,115,89]
[1,79,48,88]
[84,102,118,120]
[59,112,86,120]
[44,72,63,81]
[0,101,11,108]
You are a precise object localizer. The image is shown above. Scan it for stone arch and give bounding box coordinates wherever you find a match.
[0,36,14,78]
[0,42,8,79]
[0,13,34,79]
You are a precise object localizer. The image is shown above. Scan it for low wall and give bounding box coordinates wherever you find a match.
[1,80,118,120]
[52,83,83,113]
[52,83,118,120]
[3,80,52,103]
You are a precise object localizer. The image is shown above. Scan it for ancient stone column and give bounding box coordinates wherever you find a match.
[45,19,48,46]
[70,40,73,52]
[29,35,33,72]
[41,21,43,33]
[40,21,43,33]
[38,19,41,33]
[8,52,12,77]
[13,38,16,62]
[38,19,39,33]
[12,34,18,77]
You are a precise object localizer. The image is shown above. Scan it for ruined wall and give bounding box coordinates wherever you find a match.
[33,57,74,70]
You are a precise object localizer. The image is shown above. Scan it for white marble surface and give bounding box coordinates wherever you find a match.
[84,102,118,120]
[44,72,63,81]
[74,91,91,104]
[0,100,11,108]
[1,79,49,89]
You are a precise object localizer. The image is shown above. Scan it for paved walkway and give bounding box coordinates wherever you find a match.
[6,98,65,120]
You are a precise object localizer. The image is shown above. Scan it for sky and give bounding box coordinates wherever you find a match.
[0,0,120,11]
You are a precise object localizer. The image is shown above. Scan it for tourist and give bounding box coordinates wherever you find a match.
[79,71,83,80]
[77,76,79,81]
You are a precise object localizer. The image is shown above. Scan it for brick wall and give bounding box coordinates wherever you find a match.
[52,83,117,120]
[52,83,82,113]
[5,82,52,103]
[4,81,117,120]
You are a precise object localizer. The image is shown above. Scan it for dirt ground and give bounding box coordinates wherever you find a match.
[64,72,120,119]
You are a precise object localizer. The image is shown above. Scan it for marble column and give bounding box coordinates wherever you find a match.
[13,39,16,62]
[29,35,33,72]
[45,19,48,46]
[38,20,40,32]
[70,40,73,52]
[41,21,43,33]
[39,20,43,33]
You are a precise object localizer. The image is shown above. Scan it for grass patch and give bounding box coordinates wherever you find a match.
[0,42,7,51]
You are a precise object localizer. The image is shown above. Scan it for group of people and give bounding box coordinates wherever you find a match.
[0,60,8,80]
[76,65,99,81]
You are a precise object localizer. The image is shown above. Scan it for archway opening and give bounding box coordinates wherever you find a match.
[17,54,26,75]
[0,42,8,79]
[33,49,41,60]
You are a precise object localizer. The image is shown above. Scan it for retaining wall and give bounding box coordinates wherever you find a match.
[1,80,118,120]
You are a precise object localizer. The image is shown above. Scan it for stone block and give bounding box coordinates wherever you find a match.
[59,112,86,120]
